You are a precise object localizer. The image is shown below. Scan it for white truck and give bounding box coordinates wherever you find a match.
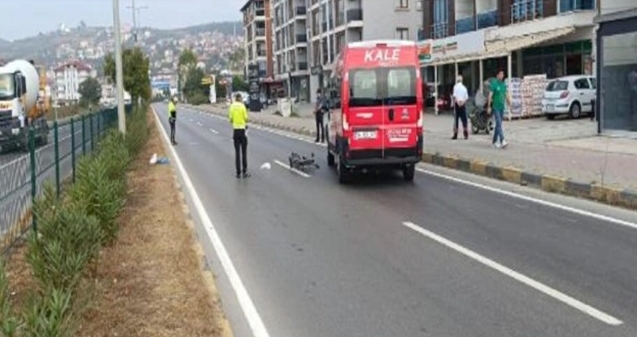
[0,59,50,150]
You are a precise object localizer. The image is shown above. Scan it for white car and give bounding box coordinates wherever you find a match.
[541,75,596,119]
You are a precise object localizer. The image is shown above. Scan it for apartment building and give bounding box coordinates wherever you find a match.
[419,0,599,98]
[272,0,310,101]
[593,1,637,135]
[241,0,275,82]
[271,0,423,102]
[53,60,96,105]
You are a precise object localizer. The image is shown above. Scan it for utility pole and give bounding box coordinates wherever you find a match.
[113,0,126,134]
[127,0,148,43]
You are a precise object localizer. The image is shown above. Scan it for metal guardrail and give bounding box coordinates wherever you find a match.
[0,104,132,252]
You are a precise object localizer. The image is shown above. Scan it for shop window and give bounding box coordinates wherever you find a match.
[601,32,637,132]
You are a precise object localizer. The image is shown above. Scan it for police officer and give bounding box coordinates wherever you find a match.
[228,93,250,178]
[168,96,178,145]
[314,89,328,143]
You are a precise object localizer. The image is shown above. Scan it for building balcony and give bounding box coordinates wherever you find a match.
[559,0,595,13]
[297,62,308,71]
[296,33,308,43]
[432,22,448,39]
[477,10,498,29]
[257,50,267,57]
[296,6,307,16]
[346,9,363,22]
[255,28,266,37]
[511,0,544,23]
[455,16,475,34]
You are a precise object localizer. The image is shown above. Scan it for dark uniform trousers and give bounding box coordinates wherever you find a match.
[233,128,248,175]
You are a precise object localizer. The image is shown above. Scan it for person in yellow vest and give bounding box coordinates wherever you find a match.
[168,97,178,145]
[228,93,250,178]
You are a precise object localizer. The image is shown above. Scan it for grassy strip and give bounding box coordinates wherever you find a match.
[0,104,150,337]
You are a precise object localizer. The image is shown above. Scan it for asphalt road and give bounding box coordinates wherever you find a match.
[154,104,637,337]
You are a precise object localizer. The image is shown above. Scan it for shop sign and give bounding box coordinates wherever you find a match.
[418,30,485,64]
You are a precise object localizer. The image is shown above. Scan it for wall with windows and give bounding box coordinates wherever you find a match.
[361,0,422,41]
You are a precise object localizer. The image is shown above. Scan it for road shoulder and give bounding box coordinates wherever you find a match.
[76,114,233,337]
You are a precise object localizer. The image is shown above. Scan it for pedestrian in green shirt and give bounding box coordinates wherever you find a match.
[487,70,511,149]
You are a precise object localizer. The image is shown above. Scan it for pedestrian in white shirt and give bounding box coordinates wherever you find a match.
[452,75,469,140]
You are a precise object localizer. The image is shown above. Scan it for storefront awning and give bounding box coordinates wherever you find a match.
[485,26,576,55]
[424,26,575,67]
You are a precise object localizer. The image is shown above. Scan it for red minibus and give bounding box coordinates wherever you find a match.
[326,40,423,183]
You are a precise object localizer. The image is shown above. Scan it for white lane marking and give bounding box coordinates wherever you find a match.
[152,108,271,337]
[189,118,194,122]
[198,108,636,229]
[197,121,204,127]
[210,128,219,134]
[402,221,623,326]
[273,159,311,178]
[416,168,637,231]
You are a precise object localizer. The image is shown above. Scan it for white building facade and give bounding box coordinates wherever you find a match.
[271,0,423,102]
[53,60,96,105]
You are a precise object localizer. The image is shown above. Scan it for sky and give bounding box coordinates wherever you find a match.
[0,0,245,41]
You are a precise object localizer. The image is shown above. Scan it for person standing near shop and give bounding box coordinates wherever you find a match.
[452,75,469,140]
[314,89,327,143]
[228,93,250,178]
[487,70,511,149]
[168,96,178,145]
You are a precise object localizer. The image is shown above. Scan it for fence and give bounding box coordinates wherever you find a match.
[0,105,132,252]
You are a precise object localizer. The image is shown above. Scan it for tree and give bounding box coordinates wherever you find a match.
[231,76,249,92]
[228,48,245,72]
[78,77,102,107]
[183,67,205,99]
[103,47,151,104]
[178,48,197,70]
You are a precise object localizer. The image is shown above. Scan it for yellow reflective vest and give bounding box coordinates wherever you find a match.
[228,102,248,129]
[168,101,176,118]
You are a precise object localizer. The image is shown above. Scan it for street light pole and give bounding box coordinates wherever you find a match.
[113,0,126,134]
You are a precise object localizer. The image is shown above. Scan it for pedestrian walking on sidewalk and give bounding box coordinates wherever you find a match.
[314,89,327,143]
[229,93,250,178]
[487,70,511,149]
[168,96,178,145]
[452,75,469,140]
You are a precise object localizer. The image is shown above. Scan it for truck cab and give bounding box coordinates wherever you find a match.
[326,40,424,184]
[0,60,49,151]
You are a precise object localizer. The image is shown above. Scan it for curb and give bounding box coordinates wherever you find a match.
[188,105,637,210]
[421,152,637,210]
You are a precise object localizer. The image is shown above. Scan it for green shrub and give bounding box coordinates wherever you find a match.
[0,258,20,337]
[67,157,124,245]
[27,184,103,292]
[188,92,210,106]
[96,130,131,197]
[21,288,75,337]
[125,105,149,156]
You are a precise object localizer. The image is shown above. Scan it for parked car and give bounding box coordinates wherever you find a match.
[541,75,596,119]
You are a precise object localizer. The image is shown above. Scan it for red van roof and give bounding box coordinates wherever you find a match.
[343,40,418,69]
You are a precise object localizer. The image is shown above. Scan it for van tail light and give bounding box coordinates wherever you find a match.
[560,91,569,99]
[342,113,350,131]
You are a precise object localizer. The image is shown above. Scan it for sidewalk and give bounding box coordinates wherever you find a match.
[188,103,637,209]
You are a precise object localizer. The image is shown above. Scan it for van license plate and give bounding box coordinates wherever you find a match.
[354,131,377,140]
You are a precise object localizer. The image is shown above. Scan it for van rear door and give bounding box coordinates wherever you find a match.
[346,68,384,151]
[381,67,419,154]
